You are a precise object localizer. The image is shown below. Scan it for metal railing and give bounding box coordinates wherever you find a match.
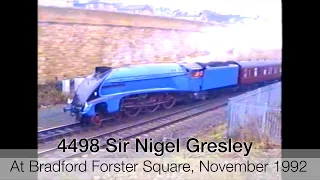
[227,82,281,142]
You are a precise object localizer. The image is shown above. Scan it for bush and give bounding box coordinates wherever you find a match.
[38,81,71,108]
[231,115,281,149]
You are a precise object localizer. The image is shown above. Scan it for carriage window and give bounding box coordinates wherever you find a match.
[279,67,282,73]
[243,69,247,77]
[263,69,267,75]
[249,69,254,77]
[254,68,258,76]
[267,67,273,75]
[274,67,278,73]
[244,73,247,77]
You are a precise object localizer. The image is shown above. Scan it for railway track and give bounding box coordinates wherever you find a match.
[38,122,86,143]
[38,96,228,163]
[37,82,273,144]
[38,90,233,144]
[38,98,217,144]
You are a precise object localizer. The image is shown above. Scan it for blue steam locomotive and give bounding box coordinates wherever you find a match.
[63,60,281,125]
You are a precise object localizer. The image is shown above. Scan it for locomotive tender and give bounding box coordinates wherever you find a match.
[63,60,281,125]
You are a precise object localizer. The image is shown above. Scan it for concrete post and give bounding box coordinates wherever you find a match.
[62,79,70,93]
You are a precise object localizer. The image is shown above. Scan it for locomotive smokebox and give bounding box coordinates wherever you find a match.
[95,66,112,74]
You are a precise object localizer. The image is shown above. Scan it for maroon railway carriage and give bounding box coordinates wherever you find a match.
[229,60,281,86]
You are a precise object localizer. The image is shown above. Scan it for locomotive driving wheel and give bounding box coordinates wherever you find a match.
[145,104,160,113]
[91,113,103,126]
[161,94,176,109]
[144,96,160,113]
[123,107,142,117]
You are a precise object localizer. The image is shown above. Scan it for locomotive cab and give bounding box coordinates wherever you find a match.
[178,62,205,99]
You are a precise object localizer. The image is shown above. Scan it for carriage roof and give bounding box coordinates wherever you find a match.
[236,60,282,68]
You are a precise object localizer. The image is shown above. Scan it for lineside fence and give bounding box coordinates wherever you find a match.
[59,77,86,94]
[227,82,281,142]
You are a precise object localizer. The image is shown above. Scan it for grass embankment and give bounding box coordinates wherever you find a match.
[197,123,281,150]
[196,115,281,153]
